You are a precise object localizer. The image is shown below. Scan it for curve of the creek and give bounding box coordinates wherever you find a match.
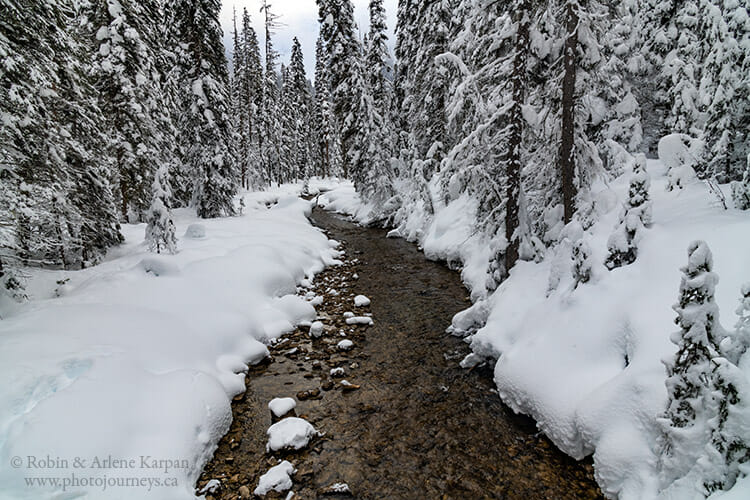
[196,206,604,499]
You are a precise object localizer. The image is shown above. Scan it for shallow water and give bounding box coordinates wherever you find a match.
[196,208,603,499]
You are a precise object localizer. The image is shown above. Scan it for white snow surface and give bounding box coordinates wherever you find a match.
[266,418,320,452]
[254,460,296,496]
[309,320,325,338]
[317,167,750,500]
[345,316,374,326]
[0,185,340,500]
[268,398,297,418]
[337,340,354,351]
[354,295,371,307]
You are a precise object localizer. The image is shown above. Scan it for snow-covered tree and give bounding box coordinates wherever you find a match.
[572,238,593,286]
[731,160,750,210]
[284,37,314,181]
[366,0,393,127]
[85,0,170,222]
[697,284,750,495]
[172,0,238,218]
[260,0,282,185]
[699,0,750,182]
[1,0,122,273]
[605,154,652,269]
[145,164,177,254]
[317,0,393,206]
[312,35,340,177]
[659,240,726,485]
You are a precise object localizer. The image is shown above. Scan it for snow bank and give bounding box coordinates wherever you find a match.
[266,418,320,452]
[254,460,295,496]
[0,187,339,500]
[268,398,297,418]
[318,167,750,499]
[468,164,750,499]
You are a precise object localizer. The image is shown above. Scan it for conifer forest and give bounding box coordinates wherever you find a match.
[1,0,749,499]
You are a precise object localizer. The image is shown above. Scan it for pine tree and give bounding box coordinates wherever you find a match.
[1,0,122,274]
[172,0,238,218]
[664,0,703,137]
[287,37,314,181]
[145,164,177,254]
[238,7,263,188]
[260,0,282,185]
[699,0,750,182]
[731,159,750,210]
[86,0,167,222]
[366,0,393,138]
[605,154,652,269]
[317,0,394,206]
[572,238,593,286]
[659,240,726,485]
[312,35,339,178]
[697,283,750,495]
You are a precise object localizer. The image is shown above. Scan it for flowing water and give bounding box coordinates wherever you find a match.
[196,208,603,499]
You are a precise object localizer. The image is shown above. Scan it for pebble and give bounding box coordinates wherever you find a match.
[296,388,321,400]
[238,485,251,499]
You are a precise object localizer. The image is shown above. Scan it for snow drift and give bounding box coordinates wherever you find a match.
[0,187,339,500]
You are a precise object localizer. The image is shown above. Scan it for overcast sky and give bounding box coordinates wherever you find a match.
[219,0,398,80]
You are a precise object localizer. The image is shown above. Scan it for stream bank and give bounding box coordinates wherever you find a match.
[195,207,603,499]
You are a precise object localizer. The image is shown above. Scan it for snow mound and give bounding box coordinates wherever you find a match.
[309,321,324,338]
[136,256,180,276]
[184,223,206,239]
[268,397,297,418]
[254,460,296,496]
[354,295,371,307]
[337,340,354,351]
[345,316,373,326]
[0,187,337,499]
[266,417,320,452]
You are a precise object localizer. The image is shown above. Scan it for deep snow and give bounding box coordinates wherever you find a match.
[317,164,750,500]
[0,186,339,500]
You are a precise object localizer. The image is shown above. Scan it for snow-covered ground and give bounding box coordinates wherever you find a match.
[0,186,340,500]
[318,164,750,499]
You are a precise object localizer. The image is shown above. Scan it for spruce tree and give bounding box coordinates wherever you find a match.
[172,0,238,218]
[699,0,750,182]
[86,0,167,222]
[260,0,282,185]
[145,165,177,254]
[313,35,338,178]
[605,154,652,270]
[1,0,121,272]
[731,160,750,210]
[659,240,725,484]
[317,0,393,206]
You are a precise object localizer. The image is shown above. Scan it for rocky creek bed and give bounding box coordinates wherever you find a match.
[194,207,604,499]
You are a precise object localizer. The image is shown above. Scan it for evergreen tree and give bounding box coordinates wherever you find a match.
[172,0,238,218]
[572,238,593,286]
[731,159,750,210]
[312,35,339,177]
[1,0,122,274]
[664,0,703,137]
[260,0,282,185]
[86,0,168,222]
[287,37,314,181]
[366,0,394,140]
[238,7,263,188]
[699,0,750,182]
[659,240,726,485]
[317,0,393,206]
[605,154,652,269]
[145,164,177,254]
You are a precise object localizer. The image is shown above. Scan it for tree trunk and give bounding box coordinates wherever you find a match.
[559,0,578,224]
[505,3,530,272]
